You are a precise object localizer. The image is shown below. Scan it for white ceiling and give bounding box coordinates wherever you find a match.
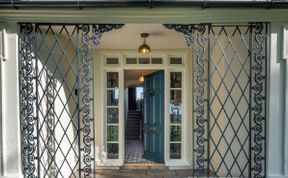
[98,24,188,50]
[125,70,158,81]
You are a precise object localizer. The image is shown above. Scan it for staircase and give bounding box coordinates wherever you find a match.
[125,110,142,140]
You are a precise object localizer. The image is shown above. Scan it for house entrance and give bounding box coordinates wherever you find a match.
[124,70,164,164]
[19,23,268,178]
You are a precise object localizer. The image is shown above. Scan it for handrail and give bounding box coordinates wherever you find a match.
[139,92,144,141]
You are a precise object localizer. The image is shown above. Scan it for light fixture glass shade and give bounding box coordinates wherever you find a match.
[139,76,144,82]
[138,43,151,54]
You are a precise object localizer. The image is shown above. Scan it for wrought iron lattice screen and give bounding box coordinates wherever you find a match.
[196,23,267,178]
[209,25,252,177]
[164,23,267,177]
[19,23,123,178]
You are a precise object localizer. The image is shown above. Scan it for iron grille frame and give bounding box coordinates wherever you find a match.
[19,22,267,178]
[164,23,268,178]
[19,23,124,178]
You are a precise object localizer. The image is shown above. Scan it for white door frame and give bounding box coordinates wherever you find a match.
[99,50,191,167]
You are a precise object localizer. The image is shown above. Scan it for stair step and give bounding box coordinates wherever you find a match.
[126,127,140,131]
[126,125,140,128]
[126,126,140,128]
[126,134,140,137]
[127,116,141,119]
[121,165,168,169]
[127,120,141,123]
[126,120,140,122]
[128,115,141,117]
[126,125,140,130]
[126,129,140,133]
[128,110,141,112]
[125,137,140,140]
[126,130,140,134]
[128,113,141,115]
[127,118,141,120]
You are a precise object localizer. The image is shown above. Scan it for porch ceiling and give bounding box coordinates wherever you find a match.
[98,24,189,50]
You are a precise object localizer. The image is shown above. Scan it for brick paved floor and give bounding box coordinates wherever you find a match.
[96,168,195,178]
[96,168,216,178]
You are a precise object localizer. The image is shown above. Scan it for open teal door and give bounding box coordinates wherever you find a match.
[143,71,164,163]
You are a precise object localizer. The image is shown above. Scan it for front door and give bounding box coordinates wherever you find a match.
[143,71,164,163]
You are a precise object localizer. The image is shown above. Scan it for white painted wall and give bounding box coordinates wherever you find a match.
[283,26,288,177]
[0,24,22,178]
[267,23,288,178]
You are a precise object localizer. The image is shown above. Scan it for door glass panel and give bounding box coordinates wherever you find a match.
[107,108,118,123]
[126,58,137,64]
[170,90,182,106]
[107,126,119,141]
[107,72,119,88]
[170,72,182,88]
[170,143,181,159]
[151,58,163,64]
[106,58,119,65]
[170,125,181,141]
[107,90,119,106]
[139,58,150,64]
[107,143,119,159]
[170,57,182,64]
[170,106,182,124]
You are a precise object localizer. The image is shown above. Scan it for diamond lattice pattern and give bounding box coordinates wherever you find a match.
[36,25,79,178]
[209,26,251,177]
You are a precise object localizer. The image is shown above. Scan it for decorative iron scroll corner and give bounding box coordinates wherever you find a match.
[20,23,34,34]
[92,24,125,46]
[162,24,195,46]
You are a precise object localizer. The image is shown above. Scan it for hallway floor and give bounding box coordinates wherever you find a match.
[125,140,155,163]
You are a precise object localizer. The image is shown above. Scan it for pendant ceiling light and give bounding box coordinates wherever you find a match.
[138,33,151,54]
[139,76,144,82]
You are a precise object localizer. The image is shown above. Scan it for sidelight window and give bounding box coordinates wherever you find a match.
[106,72,119,159]
[169,72,183,159]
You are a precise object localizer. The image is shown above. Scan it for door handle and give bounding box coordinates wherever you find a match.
[147,126,156,132]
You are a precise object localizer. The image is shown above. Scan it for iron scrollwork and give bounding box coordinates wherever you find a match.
[20,23,37,178]
[20,23,124,178]
[192,24,209,176]
[79,24,124,178]
[79,24,94,178]
[163,24,194,46]
[92,24,124,46]
[251,22,267,178]
[163,24,209,176]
